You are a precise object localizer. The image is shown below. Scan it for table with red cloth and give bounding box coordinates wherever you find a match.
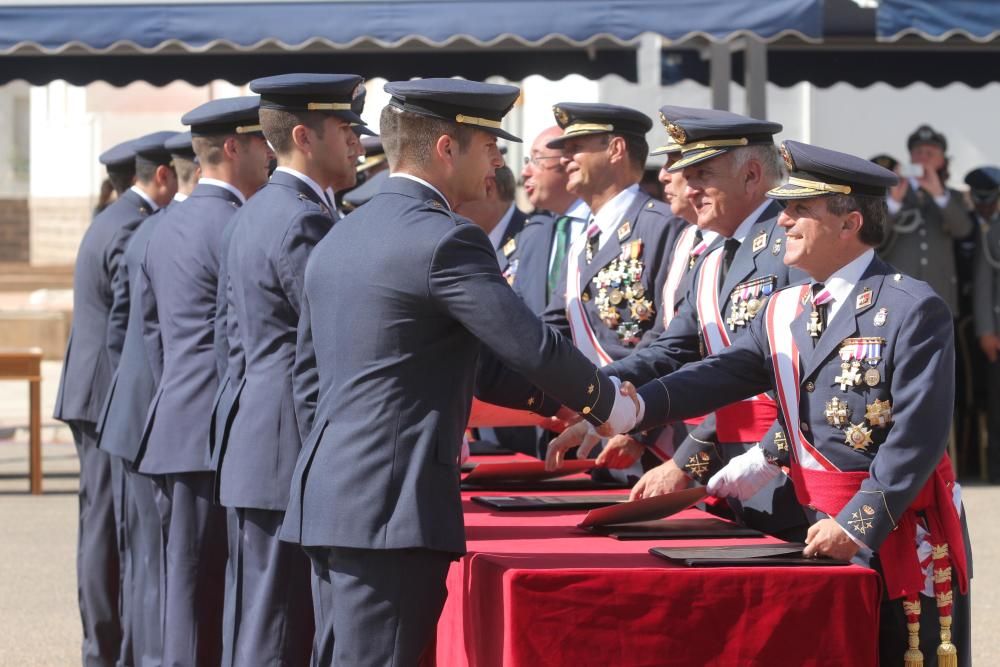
[432,459,883,667]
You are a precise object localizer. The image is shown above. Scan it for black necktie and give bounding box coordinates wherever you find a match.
[720,237,740,282]
[808,282,830,345]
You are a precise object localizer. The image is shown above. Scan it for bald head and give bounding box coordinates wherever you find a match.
[521,126,576,214]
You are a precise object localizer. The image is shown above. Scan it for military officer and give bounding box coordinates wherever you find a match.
[880,125,972,316]
[281,78,641,667]
[54,131,176,667]
[134,96,271,667]
[622,140,970,667]
[971,166,1000,482]
[548,106,809,539]
[209,75,363,667]
[95,130,193,667]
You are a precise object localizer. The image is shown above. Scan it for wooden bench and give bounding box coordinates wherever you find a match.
[0,348,43,494]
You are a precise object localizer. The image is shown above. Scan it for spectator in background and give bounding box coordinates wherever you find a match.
[878,125,972,316]
[971,166,1000,482]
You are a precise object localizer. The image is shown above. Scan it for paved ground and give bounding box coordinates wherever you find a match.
[0,366,995,665]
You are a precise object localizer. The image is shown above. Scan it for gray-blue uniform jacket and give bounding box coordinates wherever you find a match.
[281,176,620,554]
[606,202,804,477]
[134,183,243,474]
[634,255,957,555]
[504,211,558,315]
[214,171,334,511]
[544,191,686,358]
[95,206,167,461]
[55,189,152,425]
[494,206,527,276]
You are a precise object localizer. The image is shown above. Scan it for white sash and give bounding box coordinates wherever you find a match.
[565,233,614,367]
[661,224,698,329]
[764,286,837,472]
[695,246,731,356]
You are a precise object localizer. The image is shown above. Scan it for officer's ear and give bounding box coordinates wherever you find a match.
[222,136,241,160]
[841,209,864,238]
[435,133,456,168]
[290,124,312,154]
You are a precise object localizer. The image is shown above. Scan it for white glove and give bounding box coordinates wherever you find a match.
[706,445,780,501]
[601,376,642,436]
[459,433,470,465]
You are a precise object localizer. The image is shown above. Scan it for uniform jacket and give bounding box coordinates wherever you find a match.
[214,170,334,510]
[281,176,618,554]
[54,189,152,425]
[879,185,972,315]
[494,206,527,275]
[95,208,166,462]
[504,211,558,315]
[973,212,1000,337]
[544,191,687,359]
[134,183,243,474]
[637,255,955,552]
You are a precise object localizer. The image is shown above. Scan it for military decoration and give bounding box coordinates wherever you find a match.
[773,431,789,453]
[844,422,874,452]
[856,287,874,310]
[590,240,653,346]
[503,237,517,258]
[685,451,711,479]
[553,106,570,127]
[780,144,795,171]
[503,259,518,286]
[666,122,687,145]
[824,397,852,428]
[835,337,884,392]
[751,232,768,253]
[864,399,893,428]
[771,238,783,256]
[726,276,776,331]
[873,307,888,327]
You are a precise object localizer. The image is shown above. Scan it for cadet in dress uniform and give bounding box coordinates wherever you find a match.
[96,131,195,667]
[134,97,270,667]
[880,125,972,316]
[210,75,363,667]
[281,79,641,667]
[625,141,970,667]
[341,134,388,212]
[55,132,177,667]
[548,106,809,539]
[971,167,1000,482]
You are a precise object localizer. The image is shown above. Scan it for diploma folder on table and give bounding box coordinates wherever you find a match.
[462,459,595,483]
[583,518,763,540]
[578,487,708,528]
[470,494,626,511]
[468,399,561,429]
[462,477,628,492]
[649,544,850,567]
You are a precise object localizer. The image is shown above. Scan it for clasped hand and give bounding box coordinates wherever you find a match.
[544,379,640,471]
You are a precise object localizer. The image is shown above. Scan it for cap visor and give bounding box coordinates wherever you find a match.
[352,125,376,137]
[545,128,610,149]
[766,183,831,200]
[667,147,732,172]
[650,144,681,157]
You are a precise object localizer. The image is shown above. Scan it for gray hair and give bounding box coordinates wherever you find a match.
[729,144,784,188]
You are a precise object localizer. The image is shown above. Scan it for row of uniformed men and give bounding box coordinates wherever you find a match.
[57,68,971,667]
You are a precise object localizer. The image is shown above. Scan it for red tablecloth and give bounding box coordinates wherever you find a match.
[433,485,882,667]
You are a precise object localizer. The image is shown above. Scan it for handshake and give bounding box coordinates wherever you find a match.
[544,377,643,472]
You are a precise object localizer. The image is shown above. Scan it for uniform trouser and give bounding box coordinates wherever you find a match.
[108,455,132,667]
[718,441,809,542]
[71,420,123,667]
[986,358,1000,481]
[306,546,453,667]
[221,507,314,667]
[124,467,163,667]
[151,471,228,667]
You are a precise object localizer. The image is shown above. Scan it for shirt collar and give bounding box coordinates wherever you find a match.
[274,166,330,207]
[591,184,639,239]
[172,193,188,203]
[487,203,517,250]
[811,248,876,312]
[390,173,452,211]
[564,198,591,221]
[130,185,159,212]
[730,199,772,244]
[197,177,246,205]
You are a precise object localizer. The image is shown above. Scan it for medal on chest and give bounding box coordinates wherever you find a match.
[834,337,884,392]
[725,275,776,331]
[591,240,651,345]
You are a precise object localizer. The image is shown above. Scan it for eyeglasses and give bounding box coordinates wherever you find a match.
[523,155,563,168]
